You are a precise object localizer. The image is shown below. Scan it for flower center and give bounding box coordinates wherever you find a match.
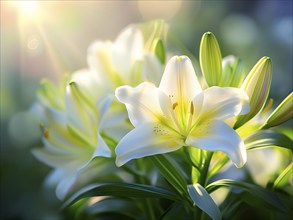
[169,99,195,136]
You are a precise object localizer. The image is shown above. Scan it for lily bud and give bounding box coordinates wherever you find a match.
[151,38,165,64]
[200,32,222,86]
[220,55,245,87]
[262,92,293,129]
[235,56,272,128]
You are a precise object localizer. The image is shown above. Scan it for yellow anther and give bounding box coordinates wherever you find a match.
[190,101,194,115]
[172,102,178,110]
[176,57,182,62]
[44,130,49,139]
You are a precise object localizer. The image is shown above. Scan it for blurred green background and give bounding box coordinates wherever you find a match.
[1,1,292,219]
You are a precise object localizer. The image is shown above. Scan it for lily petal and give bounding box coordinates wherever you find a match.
[65,82,98,140]
[195,86,249,122]
[114,25,144,61]
[186,120,247,168]
[159,56,202,102]
[142,53,163,86]
[115,122,182,167]
[87,40,114,89]
[71,69,101,102]
[115,82,162,126]
[56,172,77,200]
[32,148,88,169]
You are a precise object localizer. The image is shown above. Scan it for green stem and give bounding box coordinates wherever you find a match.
[195,151,214,220]
[199,151,213,187]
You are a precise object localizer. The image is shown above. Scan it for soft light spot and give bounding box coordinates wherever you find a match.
[27,37,39,50]
[138,0,182,20]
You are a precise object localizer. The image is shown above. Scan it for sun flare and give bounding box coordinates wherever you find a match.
[11,1,40,19]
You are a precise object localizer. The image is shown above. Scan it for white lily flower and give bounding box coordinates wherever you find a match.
[32,80,112,199]
[87,24,164,92]
[115,56,250,168]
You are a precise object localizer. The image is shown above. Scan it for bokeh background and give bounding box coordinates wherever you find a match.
[1,1,292,219]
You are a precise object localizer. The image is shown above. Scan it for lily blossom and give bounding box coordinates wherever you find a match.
[115,56,250,168]
[32,80,112,199]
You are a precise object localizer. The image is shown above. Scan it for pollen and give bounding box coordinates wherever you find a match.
[176,57,182,62]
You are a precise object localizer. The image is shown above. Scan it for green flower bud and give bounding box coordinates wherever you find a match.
[262,92,293,129]
[200,32,222,86]
[235,56,272,128]
[151,38,165,64]
[220,56,246,87]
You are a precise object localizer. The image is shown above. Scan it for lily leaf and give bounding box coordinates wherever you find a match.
[187,183,222,220]
[62,182,180,209]
[273,162,293,189]
[86,198,141,219]
[206,179,287,212]
[208,152,229,179]
[244,130,293,151]
[151,154,188,197]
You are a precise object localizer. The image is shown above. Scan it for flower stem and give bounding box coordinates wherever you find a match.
[195,151,214,220]
[199,151,213,187]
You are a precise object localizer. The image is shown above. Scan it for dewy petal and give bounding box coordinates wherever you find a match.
[115,122,182,167]
[115,82,163,127]
[186,120,247,168]
[195,86,250,122]
[159,56,202,102]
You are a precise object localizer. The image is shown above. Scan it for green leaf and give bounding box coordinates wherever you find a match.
[273,162,293,189]
[151,154,188,196]
[262,92,293,129]
[62,182,180,209]
[206,179,287,212]
[200,32,222,86]
[86,198,141,219]
[244,130,293,151]
[187,184,222,220]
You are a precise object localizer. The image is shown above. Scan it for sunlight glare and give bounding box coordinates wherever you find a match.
[12,1,40,19]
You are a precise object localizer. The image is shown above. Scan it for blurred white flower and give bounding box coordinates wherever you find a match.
[85,24,164,95]
[32,80,112,199]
